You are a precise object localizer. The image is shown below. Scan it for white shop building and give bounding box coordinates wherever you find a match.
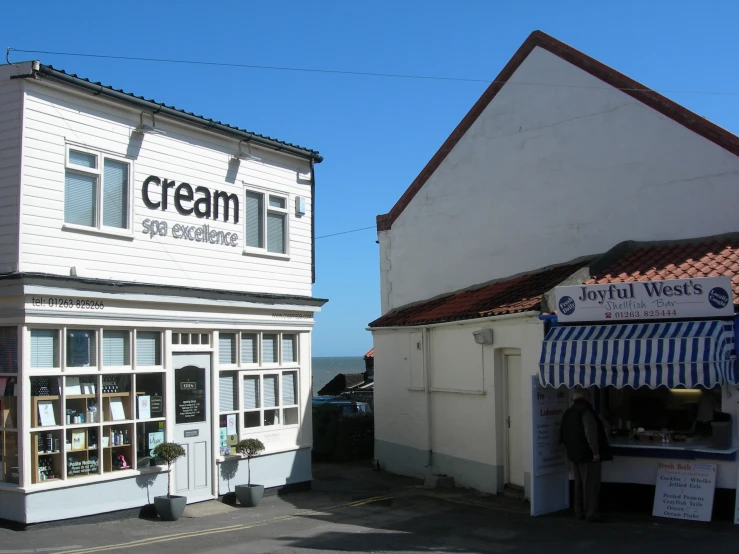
[0,61,325,523]
[370,31,739,520]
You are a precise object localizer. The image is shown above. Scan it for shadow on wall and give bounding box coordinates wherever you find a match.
[135,472,159,518]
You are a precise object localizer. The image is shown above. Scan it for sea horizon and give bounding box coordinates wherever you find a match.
[311,355,366,396]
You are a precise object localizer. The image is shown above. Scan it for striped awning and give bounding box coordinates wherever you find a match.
[539,320,738,389]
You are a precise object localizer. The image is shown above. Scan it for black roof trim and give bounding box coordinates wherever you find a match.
[32,64,323,163]
[0,273,328,307]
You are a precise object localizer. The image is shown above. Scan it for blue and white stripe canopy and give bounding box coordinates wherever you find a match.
[539,320,738,389]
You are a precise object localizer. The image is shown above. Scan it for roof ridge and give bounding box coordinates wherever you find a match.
[377,30,739,232]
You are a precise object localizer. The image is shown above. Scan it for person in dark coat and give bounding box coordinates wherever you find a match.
[560,388,612,522]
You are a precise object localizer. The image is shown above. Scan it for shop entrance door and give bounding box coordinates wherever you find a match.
[505,355,524,487]
[173,353,213,503]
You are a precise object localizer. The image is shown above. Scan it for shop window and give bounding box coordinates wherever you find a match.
[64,147,130,232]
[0,377,18,429]
[219,333,237,365]
[136,421,165,468]
[66,330,97,368]
[136,332,161,367]
[282,334,297,364]
[102,423,133,473]
[219,372,238,412]
[0,431,18,483]
[244,189,288,255]
[66,427,100,478]
[30,329,59,369]
[241,333,257,364]
[101,375,132,422]
[0,327,18,372]
[263,334,278,364]
[135,373,165,419]
[32,430,62,483]
[31,377,62,428]
[103,331,130,367]
[243,376,260,428]
[64,375,99,425]
[219,414,239,456]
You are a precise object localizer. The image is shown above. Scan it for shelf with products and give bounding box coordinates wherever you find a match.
[32,430,63,483]
[0,430,18,483]
[31,396,62,428]
[66,428,100,478]
[101,375,132,423]
[102,423,133,473]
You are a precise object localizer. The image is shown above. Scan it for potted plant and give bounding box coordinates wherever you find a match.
[152,442,187,521]
[234,438,265,507]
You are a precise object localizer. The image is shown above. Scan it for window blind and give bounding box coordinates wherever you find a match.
[219,333,236,365]
[64,171,97,227]
[137,332,161,366]
[267,212,285,253]
[264,375,278,408]
[241,333,257,364]
[103,159,128,229]
[263,334,277,363]
[282,335,296,363]
[103,330,129,366]
[67,330,96,367]
[219,373,237,412]
[243,376,260,410]
[69,150,96,168]
[282,372,297,405]
[245,192,264,248]
[269,195,285,209]
[30,329,57,368]
[0,327,18,372]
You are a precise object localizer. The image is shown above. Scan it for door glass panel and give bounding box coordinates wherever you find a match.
[175,365,206,424]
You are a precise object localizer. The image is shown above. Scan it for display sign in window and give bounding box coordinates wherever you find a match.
[175,365,206,424]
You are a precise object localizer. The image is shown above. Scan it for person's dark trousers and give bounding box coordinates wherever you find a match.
[572,461,601,521]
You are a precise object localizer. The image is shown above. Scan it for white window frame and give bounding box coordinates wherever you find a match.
[62,144,134,240]
[238,370,300,434]
[242,186,290,259]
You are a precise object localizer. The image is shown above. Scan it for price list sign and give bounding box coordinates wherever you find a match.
[653,461,716,522]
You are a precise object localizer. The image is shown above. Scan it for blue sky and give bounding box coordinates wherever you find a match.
[3,0,738,356]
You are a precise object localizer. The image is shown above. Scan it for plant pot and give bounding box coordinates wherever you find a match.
[154,495,187,521]
[235,484,264,507]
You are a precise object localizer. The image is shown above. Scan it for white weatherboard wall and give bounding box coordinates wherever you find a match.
[18,78,313,295]
[380,46,739,312]
[373,315,543,494]
[0,65,24,273]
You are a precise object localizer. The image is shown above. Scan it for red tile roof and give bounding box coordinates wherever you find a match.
[364,348,374,359]
[377,31,739,233]
[369,260,589,327]
[587,237,739,304]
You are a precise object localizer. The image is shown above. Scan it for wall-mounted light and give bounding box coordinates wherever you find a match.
[232,140,261,162]
[473,329,494,345]
[135,112,166,135]
[295,196,306,217]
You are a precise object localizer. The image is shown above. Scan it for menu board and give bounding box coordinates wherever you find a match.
[533,387,569,476]
[653,461,716,522]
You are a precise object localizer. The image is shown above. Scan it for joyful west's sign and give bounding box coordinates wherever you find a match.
[555,276,734,323]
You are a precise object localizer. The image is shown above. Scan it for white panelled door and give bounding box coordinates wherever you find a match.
[506,355,524,487]
[173,353,213,502]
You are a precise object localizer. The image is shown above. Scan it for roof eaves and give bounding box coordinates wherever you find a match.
[33,64,323,163]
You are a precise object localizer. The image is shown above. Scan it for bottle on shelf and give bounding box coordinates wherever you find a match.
[123,429,129,445]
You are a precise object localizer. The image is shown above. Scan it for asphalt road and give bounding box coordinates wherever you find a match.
[0,462,737,554]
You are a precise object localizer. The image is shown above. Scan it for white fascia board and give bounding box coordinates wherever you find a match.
[22,285,322,313]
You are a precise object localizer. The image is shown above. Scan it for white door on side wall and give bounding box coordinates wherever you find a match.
[173,353,213,502]
[506,355,524,487]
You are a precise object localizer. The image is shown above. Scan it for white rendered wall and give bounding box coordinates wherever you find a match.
[18,78,313,296]
[380,46,739,312]
[0,64,26,273]
[373,315,543,492]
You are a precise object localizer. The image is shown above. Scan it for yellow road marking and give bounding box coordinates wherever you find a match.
[54,494,398,554]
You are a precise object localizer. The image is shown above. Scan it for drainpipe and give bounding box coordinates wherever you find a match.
[310,158,316,284]
[424,326,433,471]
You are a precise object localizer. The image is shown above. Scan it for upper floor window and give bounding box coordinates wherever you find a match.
[64,147,131,232]
[244,188,288,256]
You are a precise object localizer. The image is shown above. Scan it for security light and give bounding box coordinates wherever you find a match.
[232,140,262,162]
[135,112,166,135]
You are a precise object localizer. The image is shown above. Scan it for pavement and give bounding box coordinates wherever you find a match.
[0,461,737,553]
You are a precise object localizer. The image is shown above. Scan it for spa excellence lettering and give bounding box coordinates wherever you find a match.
[142,219,239,248]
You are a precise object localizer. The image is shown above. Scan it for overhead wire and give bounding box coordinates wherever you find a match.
[6,48,739,96]
[316,226,376,239]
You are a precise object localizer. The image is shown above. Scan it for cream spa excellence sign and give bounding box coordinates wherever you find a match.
[141,175,240,248]
[555,277,734,323]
